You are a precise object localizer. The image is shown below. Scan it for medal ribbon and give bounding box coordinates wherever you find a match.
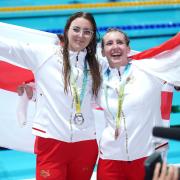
[115,84,125,129]
[104,63,131,138]
[70,59,88,114]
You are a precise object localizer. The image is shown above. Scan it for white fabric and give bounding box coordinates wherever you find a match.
[0,23,96,146]
[0,23,58,152]
[0,22,58,45]
[17,82,36,127]
[0,89,35,152]
[17,91,29,127]
[132,45,180,86]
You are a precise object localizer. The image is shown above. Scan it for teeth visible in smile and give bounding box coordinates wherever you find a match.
[112,53,121,57]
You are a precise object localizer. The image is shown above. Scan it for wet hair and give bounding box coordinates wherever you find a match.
[62,12,101,97]
[101,28,130,50]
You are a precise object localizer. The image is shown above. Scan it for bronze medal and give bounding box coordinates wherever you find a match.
[115,128,120,140]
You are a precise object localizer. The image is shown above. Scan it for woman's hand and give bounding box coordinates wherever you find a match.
[17,83,33,100]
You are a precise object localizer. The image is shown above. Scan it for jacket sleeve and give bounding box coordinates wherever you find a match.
[0,22,58,71]
[0,35,53,72]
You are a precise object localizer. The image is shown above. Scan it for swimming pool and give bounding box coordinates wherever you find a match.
[0,1,180,179]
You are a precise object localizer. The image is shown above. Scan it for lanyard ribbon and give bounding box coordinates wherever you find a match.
[104,63,132,139]
[70,59,88,114]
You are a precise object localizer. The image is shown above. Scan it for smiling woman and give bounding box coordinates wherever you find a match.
[66,17,94,52]
[97,29,180,180]
[101,28,130,68]
[0,11,102,180]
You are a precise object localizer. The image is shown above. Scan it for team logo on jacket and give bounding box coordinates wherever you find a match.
[74,113,84,125]
[40,169,50,178]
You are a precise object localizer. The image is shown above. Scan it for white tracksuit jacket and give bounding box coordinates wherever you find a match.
[99,51,180,161]
[0,36,96,142]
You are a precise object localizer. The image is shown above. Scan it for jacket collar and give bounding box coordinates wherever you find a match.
[69,49,87,67]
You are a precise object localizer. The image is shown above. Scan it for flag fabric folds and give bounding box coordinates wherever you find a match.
[0,22,179,153]
[0,22,59,93]
[130,33,180,86]
[0,23,58,152]
[131,33,180,60]
[0,61,34,92]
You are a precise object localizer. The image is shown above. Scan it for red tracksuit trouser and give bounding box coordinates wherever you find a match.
[97,157,147,180]
[34,136,98,180]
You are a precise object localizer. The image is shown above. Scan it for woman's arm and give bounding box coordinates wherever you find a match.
[0,36,43,70]
[0,22,58,71]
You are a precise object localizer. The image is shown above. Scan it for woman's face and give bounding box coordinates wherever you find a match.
[102,31,130,68]
[67,17,93,52]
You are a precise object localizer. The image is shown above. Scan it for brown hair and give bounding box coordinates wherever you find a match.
[62,12,101,97]
[101,28,130,50]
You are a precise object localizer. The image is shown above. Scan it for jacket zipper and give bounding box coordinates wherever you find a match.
[69,53,79,142]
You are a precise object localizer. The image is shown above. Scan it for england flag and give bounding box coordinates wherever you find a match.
[0,22,180,153]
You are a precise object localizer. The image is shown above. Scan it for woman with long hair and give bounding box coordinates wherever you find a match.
[0,12,101,180]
